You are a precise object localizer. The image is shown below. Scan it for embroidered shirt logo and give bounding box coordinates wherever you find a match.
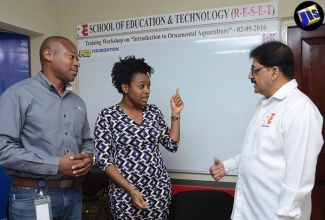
[262,113,276,127]
[75,106,84,112]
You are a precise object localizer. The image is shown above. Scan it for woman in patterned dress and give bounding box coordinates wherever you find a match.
[94,56,184,219]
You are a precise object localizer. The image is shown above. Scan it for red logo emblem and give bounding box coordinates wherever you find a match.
[77,24,88,37]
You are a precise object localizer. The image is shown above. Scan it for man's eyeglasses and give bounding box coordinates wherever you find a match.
[250,66,269,75]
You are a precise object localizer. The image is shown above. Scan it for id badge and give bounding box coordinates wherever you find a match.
[34,196,53,220]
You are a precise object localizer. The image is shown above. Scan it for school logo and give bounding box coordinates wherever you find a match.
[294,1,324,31]
[77,24,89,37]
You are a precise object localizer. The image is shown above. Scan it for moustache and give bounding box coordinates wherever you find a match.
[251,79,256,84]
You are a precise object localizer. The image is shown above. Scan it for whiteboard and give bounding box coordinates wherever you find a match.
[78,19,279,174]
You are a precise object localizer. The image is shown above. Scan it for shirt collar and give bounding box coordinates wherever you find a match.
[272,79,298,100]
[260,79,298,105]
[36,71,73,92]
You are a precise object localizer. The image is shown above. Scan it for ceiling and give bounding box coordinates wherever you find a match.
[50,0,90,5]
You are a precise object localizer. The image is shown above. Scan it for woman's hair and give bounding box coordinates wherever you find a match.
[249,41,295,79]
[111,55,154,93]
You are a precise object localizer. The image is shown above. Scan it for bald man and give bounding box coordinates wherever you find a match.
[0,36,96,220]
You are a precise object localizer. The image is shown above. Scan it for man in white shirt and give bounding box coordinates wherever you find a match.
[210,41,323,220]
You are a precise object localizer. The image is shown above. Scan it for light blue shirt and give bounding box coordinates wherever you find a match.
[0,72,95,180]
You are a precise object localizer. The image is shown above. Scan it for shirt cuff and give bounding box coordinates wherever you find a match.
[275,183,305,219]
[223,156,239,175]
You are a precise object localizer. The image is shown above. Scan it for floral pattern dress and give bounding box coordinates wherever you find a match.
[94,104,179,220]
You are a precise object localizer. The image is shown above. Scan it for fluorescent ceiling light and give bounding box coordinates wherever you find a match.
[214,50,250,54]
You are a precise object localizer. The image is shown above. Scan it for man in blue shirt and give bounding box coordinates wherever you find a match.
[0,36,96,219]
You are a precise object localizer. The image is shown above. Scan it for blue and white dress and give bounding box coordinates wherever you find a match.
[94,104,179,219]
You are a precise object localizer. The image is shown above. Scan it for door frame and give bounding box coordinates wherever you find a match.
[281,19,296,43]
[281,19,325,43]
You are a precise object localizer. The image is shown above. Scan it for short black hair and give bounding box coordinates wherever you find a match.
[111,55,154,93]
[249,41,295,79]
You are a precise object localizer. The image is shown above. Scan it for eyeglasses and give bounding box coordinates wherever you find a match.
[250,66,270,75]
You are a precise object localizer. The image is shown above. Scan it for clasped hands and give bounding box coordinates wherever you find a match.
[59,152,93,177]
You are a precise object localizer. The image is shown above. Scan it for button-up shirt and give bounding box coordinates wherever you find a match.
[224,79,323,220]
[0,72,95,180]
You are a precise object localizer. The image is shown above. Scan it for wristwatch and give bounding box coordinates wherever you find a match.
[91,153,97,166]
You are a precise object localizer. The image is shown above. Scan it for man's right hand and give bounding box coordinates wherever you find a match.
[209,157,226,182]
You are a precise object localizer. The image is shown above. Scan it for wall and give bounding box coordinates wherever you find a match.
[60,0,325,43]
[0,0,62,77]
[60,0,325,182]
[1,0,324,182]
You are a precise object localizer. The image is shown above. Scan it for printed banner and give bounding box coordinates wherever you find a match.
[77,2,278,37]
[77,19,279,59]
